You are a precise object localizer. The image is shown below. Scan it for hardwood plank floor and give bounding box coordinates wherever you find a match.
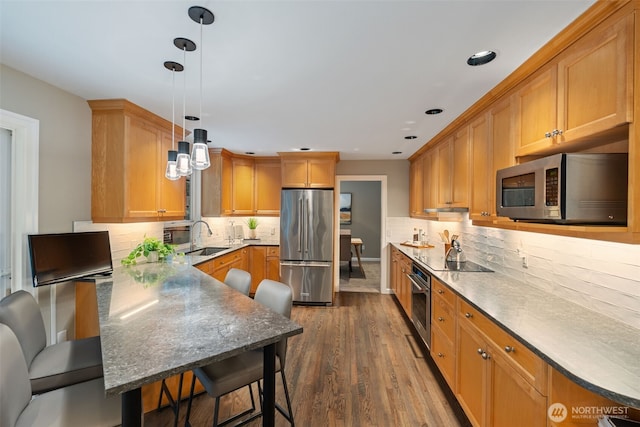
[144,292,470,427]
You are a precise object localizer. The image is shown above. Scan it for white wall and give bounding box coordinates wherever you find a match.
[386,216,640,329]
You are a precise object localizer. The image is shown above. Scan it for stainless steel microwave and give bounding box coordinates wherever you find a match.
[496,153,628,224]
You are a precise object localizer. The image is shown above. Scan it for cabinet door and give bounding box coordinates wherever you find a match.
[437,137,453,208]
[127,117,161,219]
[410,156,424,217]
[158,131,186,219]
[254,160,281,215]
[514,65,558,157]
[231,158,255,214]
[307,158,335,188]
[266,253,280,281]
[557,13,633,143]
[490,349,547,427]
[390,249,399,295]
[451,126,470,208]
[281,158,309,188]
[424,150,439,212]
[431,326,456,390]
[201,149,232,217]
[469,113,491,220]
[249,246,266,294]
[490,96,515,219]
[456,320,488,427]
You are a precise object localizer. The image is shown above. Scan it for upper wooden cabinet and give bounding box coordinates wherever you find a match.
[514,13,633,157]
[279,152,339,188]
[437,127,470,209]
[89,99,186,223]
[202,150,281,217]
[409,154,424,216]
[254,159,282,215]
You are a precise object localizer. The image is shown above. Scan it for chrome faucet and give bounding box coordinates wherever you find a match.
[190,220,213,250]
[445,239,465,264]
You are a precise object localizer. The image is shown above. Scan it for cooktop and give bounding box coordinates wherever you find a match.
[430,260,493,272]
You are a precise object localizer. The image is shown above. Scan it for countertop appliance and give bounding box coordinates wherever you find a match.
[408,262,431,349]
[496,153,628,224]
[280,189,334,304]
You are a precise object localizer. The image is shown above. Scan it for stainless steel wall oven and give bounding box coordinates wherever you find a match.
[408,262,431,349]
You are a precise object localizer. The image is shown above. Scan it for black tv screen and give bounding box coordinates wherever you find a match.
[28,231,113,287]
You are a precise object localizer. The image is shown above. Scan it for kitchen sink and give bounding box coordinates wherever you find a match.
[186,247,230,256]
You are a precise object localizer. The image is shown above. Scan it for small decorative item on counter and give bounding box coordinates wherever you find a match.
[413,228,419,242]
[246,217,259,239]
[121,236,175,265]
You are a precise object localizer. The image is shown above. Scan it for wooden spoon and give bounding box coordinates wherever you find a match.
[443,230,450,243]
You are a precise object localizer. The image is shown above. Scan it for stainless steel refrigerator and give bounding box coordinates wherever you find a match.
[280,189,333,304]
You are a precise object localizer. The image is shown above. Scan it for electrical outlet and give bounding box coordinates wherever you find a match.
[522,255,528,268]
[57,330,67,343]
[271,227,276,235]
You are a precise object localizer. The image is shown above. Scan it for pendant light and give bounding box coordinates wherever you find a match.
[188,6,214,171]
[164,61,183,181]
[174,37,196,177]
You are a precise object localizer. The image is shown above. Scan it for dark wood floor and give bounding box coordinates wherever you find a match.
[144,292,470,427]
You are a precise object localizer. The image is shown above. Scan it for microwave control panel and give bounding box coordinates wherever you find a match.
[545,168,559,206]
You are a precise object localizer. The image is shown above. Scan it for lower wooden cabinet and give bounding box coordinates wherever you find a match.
[456,298,548,427]
[431,277,456,389]
[389,246,412,318]
[249,246,280,294]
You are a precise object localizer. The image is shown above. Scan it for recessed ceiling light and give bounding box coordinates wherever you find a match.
[405,136,417,140]
[245,151,255,155]
[425,108,444,115]
[185,115,199,121]
[405,120,416,125]
[299,147,311,151]
[392,151,402,155]
[401,127,412,131]
[467,50,496,66]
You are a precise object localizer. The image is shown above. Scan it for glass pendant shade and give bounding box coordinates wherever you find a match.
[191,128,210,170]
[165,150,180,180]
[176,140,192,176]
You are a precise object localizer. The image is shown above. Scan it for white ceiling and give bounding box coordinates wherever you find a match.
[1,0,596,160]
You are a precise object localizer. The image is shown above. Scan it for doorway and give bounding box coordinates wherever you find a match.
[334,175,387,294]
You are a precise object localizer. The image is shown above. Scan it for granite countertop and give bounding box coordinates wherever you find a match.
[95,261,302,396]
[392,243,640,408]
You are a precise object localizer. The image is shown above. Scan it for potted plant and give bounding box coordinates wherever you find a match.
[246,217,259,239]
[121,236,175,265]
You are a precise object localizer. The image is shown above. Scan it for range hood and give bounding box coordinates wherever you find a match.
[423,207,468,221]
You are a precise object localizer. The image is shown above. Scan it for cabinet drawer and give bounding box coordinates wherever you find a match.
[431,327,456,389]
[195,260,213,275]
[432,277,456,306]
[458,299,547,393]
[266,246,279,257]
[432,295,455,341]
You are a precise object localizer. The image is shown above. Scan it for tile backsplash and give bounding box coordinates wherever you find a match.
[386,215,640,329]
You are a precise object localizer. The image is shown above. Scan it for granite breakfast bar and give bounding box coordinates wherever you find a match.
[95,261,303,427]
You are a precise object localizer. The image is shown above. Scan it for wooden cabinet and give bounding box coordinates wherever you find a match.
[202,151,281,217]
[456,298,548,427]
[469,113,491,220]
[389,246,411,317]
[514,13,633,157]
[195,248,249,282]
[437,127,470,209]
[279,152,339,188]
[254,159,282,215]
[410,151,438,218]
[231,157,255,215]
[89,99,186,223]
[249,246,280,294]
[431,278,456,389]
[409,154,424,217]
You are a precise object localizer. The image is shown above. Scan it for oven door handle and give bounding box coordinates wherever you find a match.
[407,273,429,292]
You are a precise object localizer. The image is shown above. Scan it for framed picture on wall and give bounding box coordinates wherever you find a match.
[340,193,352,225]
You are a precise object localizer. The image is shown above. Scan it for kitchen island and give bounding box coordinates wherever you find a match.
[392,243,640,411]
[94,260,302,427]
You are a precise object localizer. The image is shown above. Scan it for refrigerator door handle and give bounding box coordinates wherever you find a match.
[297,197,303,253]
[280,261,332,268]
[303,196,308,254]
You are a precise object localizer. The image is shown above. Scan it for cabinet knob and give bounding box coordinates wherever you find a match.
[552,129,563,136]
[157,209,166,213]
[438,316,444,322]
[481,352,490,360]
[437,352,444,358]
[544,132,552,138]
[504,346,515,353]
[477,348,483,354]
[465,312,473,318]
[437,289,444,294]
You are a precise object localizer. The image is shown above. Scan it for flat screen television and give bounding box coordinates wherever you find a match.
[28,231,113,287]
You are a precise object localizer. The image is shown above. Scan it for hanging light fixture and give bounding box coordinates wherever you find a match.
[174,37,196,177]
[188,6,214,171]
[164,60,183,181]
